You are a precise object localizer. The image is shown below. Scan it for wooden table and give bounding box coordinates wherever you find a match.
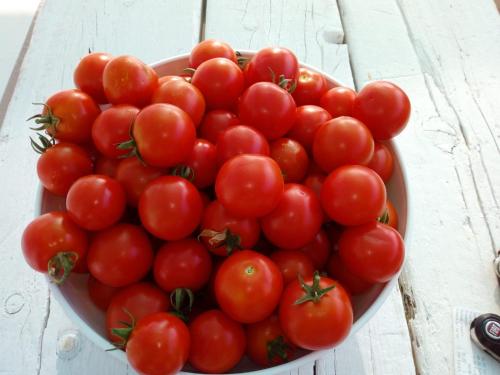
[0,1,499,374]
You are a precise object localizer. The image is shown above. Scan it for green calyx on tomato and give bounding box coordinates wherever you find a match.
[268,68,297,94]
[198,228,242,255]
[171,165,195,182]
[235,51,249,69]
[47,251,79,285]
[27,102,60,134]
[169,287,194,323]
[377,209,390,224]
[294,271,335,305]
[267,335,291,363]
[109,308,136,349]
[29,132,55,154]
[116,124,144,163]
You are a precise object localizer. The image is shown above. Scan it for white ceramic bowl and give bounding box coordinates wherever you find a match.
[36,51,410,374]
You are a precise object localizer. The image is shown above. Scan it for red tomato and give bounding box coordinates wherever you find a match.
[189,39,237,68]
[183,139,217,189]
[320,87,356,118]
[32,89,100,144]
[324,222,342,253]
[21,212,88,283]
[37,142,93,196]
[158,75,185,85]
[339,222,404,283]
[191,58,244,109]
[353,81,410,140]
[246,314,295,366]
[87,224,153,287]
[106,282,169,344]
[292,68,328,105]
[215,250,283,323]
[270,138,309,183]
[279,273,353,350]
[91,105,139,159]
[297,229,331,269]
[303,173,326,201]
[321,165,386,226]
[127,312,190,375]
[102,55,158,107]
[215,155,284,218]
[132,103,196,167]
[139,176,203,240]
[154,239,212,292]
[199,109,240,143]
[115,158,164,207]
[287,105,332,152]
[152,79,205,127]
[367,142,394,182]
[200,200,260,256]
[270,249,315,285]
[239,82,296,140]
[313,116,374,173]
[245,47,298,85]
[188,310,246,373]
[327,253,373,295]
[66,174,126,231]
[216,125,270,166]
[87,275,122,311]
[74,52,112,103]
[94,155,120,178]
[386,199,399,230]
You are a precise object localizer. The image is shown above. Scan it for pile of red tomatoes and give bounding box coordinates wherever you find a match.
[21,39,410,375]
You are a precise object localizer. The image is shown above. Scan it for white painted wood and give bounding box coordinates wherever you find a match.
[338,0,500,374]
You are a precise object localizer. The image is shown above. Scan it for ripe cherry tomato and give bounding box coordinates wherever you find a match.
[94,155,120,178]
[327,253,373,295]
[262,184,322,249]
[188,310,246,373]
[87,224,153,287]
[189,39,237,68]
[152,79,205,127]
[339,222,404,283]
[270,250,315,285]
[270,138,309,183]
[154,239,212,292]
[287,105,332,152]
[21,212,88,284]
[87,275,122,311]
[313,116,374,173]
[102,55,158,107]
[215,250,283,323]
[74,52,112,103]
[66,174,126,231]
[199,109,240,143]
[385,199,399,230]
[279,272,353,350]
[303,173,326,201]
[215,155,284,218]
[91,105,139,159]
[292,68,328,106]
[320,87,356,118]
[321,165,386,226]
[132,103,196,168]
[115,157,164,207]
[139,176,203,240]
[353,81,410,140]
[239,82,296,140]
[216,125,270,166]
[200,200,260,256]
[183,139,217,189]
[37,142,93,196]
[297,229,331,269]
[127,312,190,375]
[191,58,244,109]
[245,47,298,85]
[367,142,394,182]
[246,314,295,366]
[158,75,185,85]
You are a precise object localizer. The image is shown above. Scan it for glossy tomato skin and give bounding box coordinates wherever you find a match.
[91,105,139,159]
[262,184,323,249]
[66,174,126,231]
[216,125,270,166]
[133,103,196,168]
[292,68,328,106]
[287,105,332,152]
[152,79,205,127]
[102,55,158,107]
[200,200,260,256]
[367,142,394,182]
[279,275,353,350]
[327,253,373,295]
[386,199,399,230]
[184,139,218,189]
[245,47,298,85]
[339,222,404,283]
[74,52,112,103]
[353,81,410,140]
[270,249,315,285]
[154,239,212,292]
[87,224,153,287]
[270,138,309,183]
[189,39,237,68]
[87,275,122,311]
[297,229,331,269]
[313,116,374,173]
[37,142,93,196]
[215,250,283,323]
[239,82,296,140]
[191,58,244,109]
[127,312,190,375]
[321,165,386,226]
[320,87,356,118]
[139,176,203,240]
[189,310,246,373]
[199,109,240,143]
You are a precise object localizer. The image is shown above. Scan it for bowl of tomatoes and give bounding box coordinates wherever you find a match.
[25,40,410,375]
